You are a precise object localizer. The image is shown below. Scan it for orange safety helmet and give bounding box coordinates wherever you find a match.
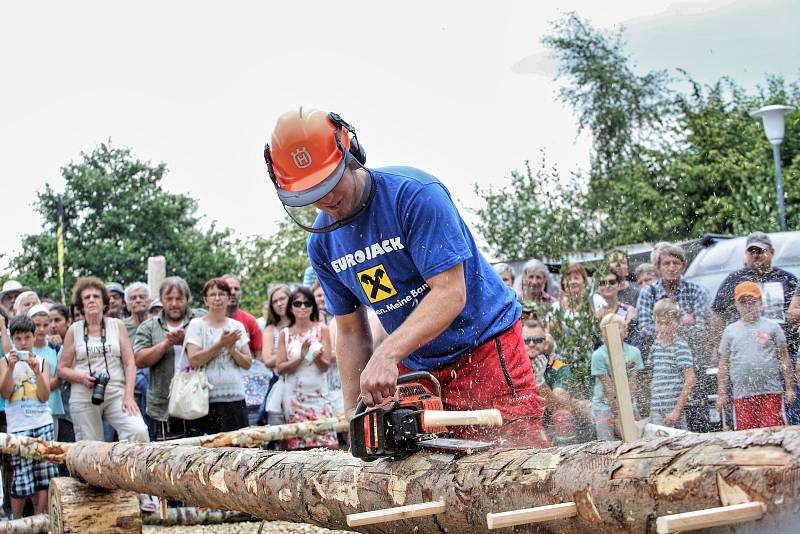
[265,107,365,207]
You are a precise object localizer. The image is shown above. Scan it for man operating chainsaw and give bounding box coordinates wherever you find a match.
[264,107,549,448]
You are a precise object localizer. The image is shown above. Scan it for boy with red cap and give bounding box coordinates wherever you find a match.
[716,281,796,430]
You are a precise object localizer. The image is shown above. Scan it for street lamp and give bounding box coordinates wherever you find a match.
[750,104,795,232]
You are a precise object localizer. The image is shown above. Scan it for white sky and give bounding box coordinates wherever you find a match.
[1,0,797,269]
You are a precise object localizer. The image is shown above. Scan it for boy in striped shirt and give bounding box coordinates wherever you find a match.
[650,299,696,429]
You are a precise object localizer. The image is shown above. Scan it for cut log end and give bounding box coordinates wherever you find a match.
[49,477,141,534]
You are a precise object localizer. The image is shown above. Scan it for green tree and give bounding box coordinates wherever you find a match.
[472,155,596,260]
[11,142,236,304]
[236,210,312,315]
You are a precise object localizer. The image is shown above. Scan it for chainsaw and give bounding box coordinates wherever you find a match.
[349,371,503,461]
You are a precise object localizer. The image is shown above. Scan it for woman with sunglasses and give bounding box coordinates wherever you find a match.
[184,278,252,436]
[594,272,636,326]
[275,287,337,450]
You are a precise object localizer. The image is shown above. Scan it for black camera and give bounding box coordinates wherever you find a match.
[91,372,110,405]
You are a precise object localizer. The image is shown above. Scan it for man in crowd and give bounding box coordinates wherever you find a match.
[706,232,799,424]
[264,107,548,447]
[222,275,263,359]
[134,277,205,440]
[637,243,710,430]
[0,281,30,313]
[105,282,126,320]
[608,248,639,307]
[123,282,151,424]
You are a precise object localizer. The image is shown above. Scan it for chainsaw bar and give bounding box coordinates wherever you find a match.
[417,438,494,454]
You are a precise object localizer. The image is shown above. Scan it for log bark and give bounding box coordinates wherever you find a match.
[62,425,800,533]
[166,417,349,448]
[0,431,71,463]
[48,477,141,533]
[0,508,256,532]
[0,514,49,534]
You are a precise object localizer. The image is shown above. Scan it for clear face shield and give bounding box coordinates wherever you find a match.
[264,146,376,233]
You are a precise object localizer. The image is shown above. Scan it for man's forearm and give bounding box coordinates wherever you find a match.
[134,339,169,368]
[337,308,373,414]
[705,312,725,360]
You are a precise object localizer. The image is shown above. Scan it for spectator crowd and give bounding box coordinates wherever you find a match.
[0,230,799,518]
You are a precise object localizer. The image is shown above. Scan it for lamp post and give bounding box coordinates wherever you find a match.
[750,104,795,232]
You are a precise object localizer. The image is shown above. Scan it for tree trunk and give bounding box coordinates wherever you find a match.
[48,477,141,534]
[62,426,800,533]
[166,417,349,448]
[0,508,256,533]
[0,514,49,534]
[0,431,71,463]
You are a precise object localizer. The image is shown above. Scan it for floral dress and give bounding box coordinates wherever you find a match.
[282,326,338,449]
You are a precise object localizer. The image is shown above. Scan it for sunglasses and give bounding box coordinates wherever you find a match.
[597,279,618,287]
[524,336,546,345]
[292,300,313,308]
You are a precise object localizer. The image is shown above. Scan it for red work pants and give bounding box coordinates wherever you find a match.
[398,321,550,448]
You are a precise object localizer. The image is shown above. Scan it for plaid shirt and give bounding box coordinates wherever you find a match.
[637,278,711,341]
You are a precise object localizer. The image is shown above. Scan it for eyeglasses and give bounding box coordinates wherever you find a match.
[597,279,618,287]
[524,336,546,345]
[292,301,313,308]
[746,247,767,255]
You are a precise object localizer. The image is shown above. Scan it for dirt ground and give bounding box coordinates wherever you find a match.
[145,521,352,534]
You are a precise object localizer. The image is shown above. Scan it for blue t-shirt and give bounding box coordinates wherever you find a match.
[33,344,65,416]
[590,343,644,412]
[308,166,520,370]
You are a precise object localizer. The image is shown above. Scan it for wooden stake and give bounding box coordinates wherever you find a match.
[147,256,166,301]
[160,497,168,520]
[422,409,503,429]
[486,502,577,529]
[346,500,446,527]
[603,321,638,442]
[656,502,766,533]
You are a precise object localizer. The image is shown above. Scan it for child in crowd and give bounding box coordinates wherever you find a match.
[522,320,577,444]
[649,299,695,429]
[29,305,65,438]
[591,313,644,440]
[0,316,58,518]
[716,282,795,430]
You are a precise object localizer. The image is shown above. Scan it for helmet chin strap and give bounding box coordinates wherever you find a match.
[283,162,376,234]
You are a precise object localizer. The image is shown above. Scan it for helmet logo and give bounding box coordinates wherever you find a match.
[291,147,313,169]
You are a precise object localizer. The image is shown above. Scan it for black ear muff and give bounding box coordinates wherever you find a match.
[328,112,366,166]
[349,136,366,165]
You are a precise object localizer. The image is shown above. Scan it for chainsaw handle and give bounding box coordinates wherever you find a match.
[354,371,441,415]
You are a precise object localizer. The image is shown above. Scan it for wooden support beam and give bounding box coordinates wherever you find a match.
[486,502,577,529]
[346,500,446,527]
[603,321,638,442]
[656,502,767,533]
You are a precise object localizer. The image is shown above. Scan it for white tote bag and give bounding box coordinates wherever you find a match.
[168,324,211,420]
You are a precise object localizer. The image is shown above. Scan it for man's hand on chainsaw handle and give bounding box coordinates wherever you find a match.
[359,345,399,407]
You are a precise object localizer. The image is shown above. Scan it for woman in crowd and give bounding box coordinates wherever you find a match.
[310,280,332,325]
[493,263,516,289]
[13,291,40,318]
[263,285,291,368]
[184,278,252,436]
[594,272,636,325]
[48,304,72,349]
[275,286,337,450]
[550,263,602,399]
[635,263,659,288]
[56,277,152,510]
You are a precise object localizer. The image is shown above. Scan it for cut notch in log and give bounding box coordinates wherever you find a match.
[486,502,577,529]
[656,502,767,533]
[346,500,447,527]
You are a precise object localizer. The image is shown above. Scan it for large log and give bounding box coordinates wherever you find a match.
[167,416,349,448]
[61,425,800,533]
[0,508,256,533]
